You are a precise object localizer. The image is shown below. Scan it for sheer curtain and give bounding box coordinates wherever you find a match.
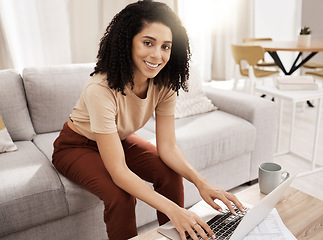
[177,0,254,81]
[0,0,72,72]
[0,0,249,79]
[0,18,13,69]
[0,0,138,71]
[0,0,174,72]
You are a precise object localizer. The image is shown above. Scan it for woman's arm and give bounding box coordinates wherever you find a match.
[155,113,245,214]
[95,132,175,213]
[95,132,215,240]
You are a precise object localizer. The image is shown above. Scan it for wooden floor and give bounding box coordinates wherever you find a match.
[208,79,323,201]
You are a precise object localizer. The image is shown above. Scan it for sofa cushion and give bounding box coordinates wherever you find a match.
[33,132,102,215]
[0,141,67,237]
[22,63,95,134]
[33,131,60,160]
[0,69,36,141]
[175,111,256,171]
[143,110,256,171]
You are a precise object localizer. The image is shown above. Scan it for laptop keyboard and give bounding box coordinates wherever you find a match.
[186,204,248,240]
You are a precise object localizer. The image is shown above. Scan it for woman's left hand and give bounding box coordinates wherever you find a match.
[198,183,245,215]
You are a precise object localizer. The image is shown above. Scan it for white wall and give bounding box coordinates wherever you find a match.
[254,0,302,41]
[302,0,323,62]
[254,0,302,71]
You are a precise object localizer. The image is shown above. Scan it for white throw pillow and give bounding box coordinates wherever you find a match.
[175,62,216,119]
[0,115,17,153]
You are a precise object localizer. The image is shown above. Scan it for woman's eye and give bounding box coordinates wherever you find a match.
[144,41,152,46]
[162,45,171,50]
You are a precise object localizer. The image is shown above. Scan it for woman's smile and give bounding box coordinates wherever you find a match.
[144,60,160,69]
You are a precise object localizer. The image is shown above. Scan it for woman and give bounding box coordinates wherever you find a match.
[52,1,244,239]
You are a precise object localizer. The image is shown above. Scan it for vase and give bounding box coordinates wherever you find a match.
[297,35,311,47]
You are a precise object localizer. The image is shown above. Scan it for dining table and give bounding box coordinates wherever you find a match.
[243,41,323,75]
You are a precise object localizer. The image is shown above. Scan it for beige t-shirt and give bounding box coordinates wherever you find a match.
[70,73,176,141]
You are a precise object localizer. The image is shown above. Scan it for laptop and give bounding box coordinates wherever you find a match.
[158,172,296,240]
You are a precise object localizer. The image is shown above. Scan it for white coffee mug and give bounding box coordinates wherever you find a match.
[258,162,289,195]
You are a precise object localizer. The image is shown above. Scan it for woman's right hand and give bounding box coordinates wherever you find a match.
[168,206,215,240]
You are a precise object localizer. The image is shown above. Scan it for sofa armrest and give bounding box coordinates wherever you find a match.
[203,86,278,180]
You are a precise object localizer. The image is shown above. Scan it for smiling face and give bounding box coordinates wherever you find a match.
[132,22,172,84]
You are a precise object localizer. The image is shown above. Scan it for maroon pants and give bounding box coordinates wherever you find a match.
[52,122,184,240]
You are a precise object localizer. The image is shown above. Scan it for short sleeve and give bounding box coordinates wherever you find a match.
[155,88,176,116]
[83,84,118,134]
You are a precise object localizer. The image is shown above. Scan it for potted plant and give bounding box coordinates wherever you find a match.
[297,26,311,47]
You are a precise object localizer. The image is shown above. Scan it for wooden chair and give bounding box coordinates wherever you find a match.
[303,62,323,69]
[306,69,323,87]
[303,56,323,87]
[231,44,280,94]
[243,38,278,68]
[301,60,323,81]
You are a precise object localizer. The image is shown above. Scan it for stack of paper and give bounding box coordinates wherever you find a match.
[243,208,296,240]
[275,75,318,90]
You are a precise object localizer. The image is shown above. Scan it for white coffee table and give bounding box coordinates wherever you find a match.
[255,83,323,176]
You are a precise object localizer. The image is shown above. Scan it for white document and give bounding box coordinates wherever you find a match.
[243,208,296,240]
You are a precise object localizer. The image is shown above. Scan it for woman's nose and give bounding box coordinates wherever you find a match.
[151,47,162,59]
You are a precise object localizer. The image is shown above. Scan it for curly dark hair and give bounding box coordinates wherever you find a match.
[90,0,191,94]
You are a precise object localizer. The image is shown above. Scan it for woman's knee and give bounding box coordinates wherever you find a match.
[154,161,182,185]
[154,163,184,207]
[101,183,136,211]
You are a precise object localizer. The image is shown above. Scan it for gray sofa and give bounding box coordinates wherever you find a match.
[0,63,277,240]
